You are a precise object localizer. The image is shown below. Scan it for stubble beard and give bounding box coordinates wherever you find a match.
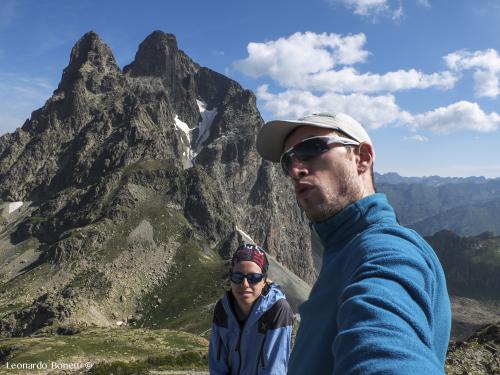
[301,164,363,223]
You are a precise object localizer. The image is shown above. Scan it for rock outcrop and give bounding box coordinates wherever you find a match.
[446,321,500,375]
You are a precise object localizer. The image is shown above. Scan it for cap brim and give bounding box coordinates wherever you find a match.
[256,119,343,162]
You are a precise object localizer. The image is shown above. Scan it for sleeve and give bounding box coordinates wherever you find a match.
[260,299,294,375]
[208,300,230,375]
[208,323,230,375]
[333,243,446,375]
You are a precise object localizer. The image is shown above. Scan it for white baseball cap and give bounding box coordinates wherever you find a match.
[257,113,372,162]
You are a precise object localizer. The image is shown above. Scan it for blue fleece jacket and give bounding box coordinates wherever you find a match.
[288,193,451,375]
[209,283,293,375]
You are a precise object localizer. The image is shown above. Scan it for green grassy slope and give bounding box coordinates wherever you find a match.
[0,327,208,374]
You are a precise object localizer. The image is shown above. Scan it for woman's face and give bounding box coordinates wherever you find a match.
[231,261,266,309]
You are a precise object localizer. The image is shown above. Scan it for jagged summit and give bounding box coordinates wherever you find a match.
[56,31,121,95]
[68,31,117,69]
[123,30,201,126]
[124,31,186,78]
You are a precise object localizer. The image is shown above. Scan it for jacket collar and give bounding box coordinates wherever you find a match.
[223,282,284,327]
[312,193,396,252]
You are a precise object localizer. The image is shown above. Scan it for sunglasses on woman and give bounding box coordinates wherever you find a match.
[230,272,265,284]
[280,135,360,176]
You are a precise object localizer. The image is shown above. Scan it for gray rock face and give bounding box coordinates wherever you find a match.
[0,31,315,335]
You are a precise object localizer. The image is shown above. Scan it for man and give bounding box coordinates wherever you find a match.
[256,113,451,374]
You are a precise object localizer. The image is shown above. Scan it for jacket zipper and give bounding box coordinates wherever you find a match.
[234,305,257,375]
[256,334,267,375]
[260,334,267,368]
[217,336,222,361]
[229,295,261,375]
[235,328,243,375]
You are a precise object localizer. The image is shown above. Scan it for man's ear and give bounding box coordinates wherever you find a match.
[356,143,375,174]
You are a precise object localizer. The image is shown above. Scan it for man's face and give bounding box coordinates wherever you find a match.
[283,125,363,222]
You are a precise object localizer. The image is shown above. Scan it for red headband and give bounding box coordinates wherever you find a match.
[231,244,269,274]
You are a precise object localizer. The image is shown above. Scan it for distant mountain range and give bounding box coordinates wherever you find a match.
[375,172,498,186]
[376,173,500,236]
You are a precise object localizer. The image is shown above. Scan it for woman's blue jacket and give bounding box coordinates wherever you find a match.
[208,282,293,375]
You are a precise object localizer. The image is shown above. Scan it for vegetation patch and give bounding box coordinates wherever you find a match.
[138,239,228,335]
[65,269,111,300]
[91,351,208,374]
[122,159,174,178]
[99,195,188,263]
[0,327,208,372]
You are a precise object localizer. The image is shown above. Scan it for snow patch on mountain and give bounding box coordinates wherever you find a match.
[174,115,193,168]
[194,99,217,156]
[8,202,23,214]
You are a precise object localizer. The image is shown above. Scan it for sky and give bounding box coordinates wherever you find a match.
[0,0,499,178]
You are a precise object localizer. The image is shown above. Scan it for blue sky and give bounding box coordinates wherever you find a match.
[1,0,499,177]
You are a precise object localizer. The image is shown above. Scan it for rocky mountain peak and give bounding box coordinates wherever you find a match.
[124,30,195,78]
[55,31,121,96]
[68,31,116,68]
[143,30,179,51]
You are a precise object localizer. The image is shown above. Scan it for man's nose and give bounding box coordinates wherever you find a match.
[288,157,309,179]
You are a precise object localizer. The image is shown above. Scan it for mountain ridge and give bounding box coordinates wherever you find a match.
[376,172,498,186]
[376,174,500,236]
[0,30,315,337]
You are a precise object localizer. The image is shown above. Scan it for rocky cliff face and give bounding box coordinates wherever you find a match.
[0,31,315,336]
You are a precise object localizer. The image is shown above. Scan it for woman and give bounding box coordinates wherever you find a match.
[209,243,293,375]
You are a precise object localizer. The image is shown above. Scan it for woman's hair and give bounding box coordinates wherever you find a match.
[231,244,269,275]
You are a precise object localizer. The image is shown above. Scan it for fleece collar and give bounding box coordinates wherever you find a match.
[312,193,397,252]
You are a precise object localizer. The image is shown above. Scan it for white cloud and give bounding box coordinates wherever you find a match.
[0,73,55,134]
[473,69,499,98]
[235,32,456,93]
[237,33,498,137]
[416,0,431,7]
[329,0,407,21]
[392,4,404,21]
[257,84,411,129]
[444,49,500,98]
[258,85,500,135]
[405,134,429,142]
[234,32,369,88]
[334,0,390,17]
[300,67,456,93]
[412,101,500,133]
[445,49,500,72]
[330,0,432,20]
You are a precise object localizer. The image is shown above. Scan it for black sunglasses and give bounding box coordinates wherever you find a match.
[230,272,265,284]
[280,135,360,176]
